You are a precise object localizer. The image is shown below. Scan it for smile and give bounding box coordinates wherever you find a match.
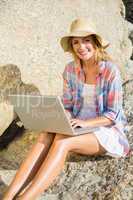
[78,51,90,56]
[78,48,91,55]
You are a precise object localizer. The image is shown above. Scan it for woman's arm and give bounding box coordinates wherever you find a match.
[62,64,73,115]
[102,63,123,124]
[70,116,113,129]
[86,116,113,127]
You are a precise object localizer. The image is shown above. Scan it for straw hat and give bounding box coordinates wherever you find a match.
[60,18,109,52]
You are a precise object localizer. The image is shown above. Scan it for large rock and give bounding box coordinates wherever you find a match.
[0,102,14,136]
[0,64,40,101]
[0,64,40,136]
[0,0,132,94]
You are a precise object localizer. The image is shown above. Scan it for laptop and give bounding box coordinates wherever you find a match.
[8,95,99,136]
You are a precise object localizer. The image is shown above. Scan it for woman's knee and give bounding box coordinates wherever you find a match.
[37,132,55,145]
[53,134,71,152]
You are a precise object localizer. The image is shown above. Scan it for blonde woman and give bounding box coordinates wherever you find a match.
[3,18,130,200]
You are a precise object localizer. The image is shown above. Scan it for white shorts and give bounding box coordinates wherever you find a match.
[93,126,130,158]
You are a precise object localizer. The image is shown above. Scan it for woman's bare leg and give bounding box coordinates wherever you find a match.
[17,132,56,195]
[17,133,106,200]
[3,132,55,200]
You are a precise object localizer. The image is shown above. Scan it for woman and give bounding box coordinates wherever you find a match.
[3,18,130,200]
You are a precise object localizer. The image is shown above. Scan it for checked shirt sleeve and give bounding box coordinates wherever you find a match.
[62,65,73,114]
[103,66,123,124]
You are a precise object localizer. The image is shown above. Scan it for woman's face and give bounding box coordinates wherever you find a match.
[71,36,96,61]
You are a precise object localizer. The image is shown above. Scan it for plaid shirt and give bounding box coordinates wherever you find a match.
[62,60,127,133]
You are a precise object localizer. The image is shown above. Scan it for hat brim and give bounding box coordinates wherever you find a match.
[60,31,109,52]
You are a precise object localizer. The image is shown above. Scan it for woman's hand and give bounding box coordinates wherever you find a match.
[70,118,89,128]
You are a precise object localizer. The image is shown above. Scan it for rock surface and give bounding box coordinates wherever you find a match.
[122,0,133,24]
[0,125,132,200]
[0,64,40,135]
[0,0,132,94]
[122,0,133,69]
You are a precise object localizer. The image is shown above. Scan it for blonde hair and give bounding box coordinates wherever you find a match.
[67,34,112,64]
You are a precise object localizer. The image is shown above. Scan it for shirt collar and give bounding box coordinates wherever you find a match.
[74,60,106,77]
[98,61,106,76]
